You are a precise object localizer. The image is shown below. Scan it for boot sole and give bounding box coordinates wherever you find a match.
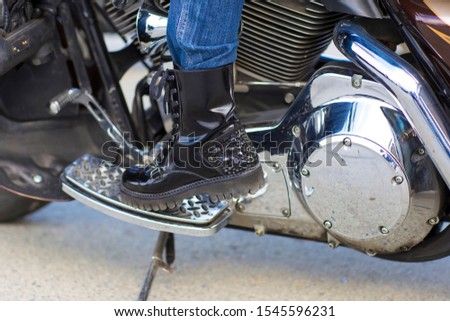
[120,165,265,212]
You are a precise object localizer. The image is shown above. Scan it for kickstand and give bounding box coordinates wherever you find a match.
[137,232,175,301]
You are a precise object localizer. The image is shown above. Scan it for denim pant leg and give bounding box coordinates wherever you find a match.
[167,0,245,70]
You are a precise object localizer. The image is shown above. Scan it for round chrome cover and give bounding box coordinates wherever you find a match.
[289,71,443,254]
[303,135,410,241]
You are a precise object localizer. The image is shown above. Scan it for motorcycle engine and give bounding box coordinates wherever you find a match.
[100,1,444,255]
[289,66,444,255]
[102,0,342,82]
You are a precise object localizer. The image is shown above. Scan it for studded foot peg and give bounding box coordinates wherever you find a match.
[62,154,232,236]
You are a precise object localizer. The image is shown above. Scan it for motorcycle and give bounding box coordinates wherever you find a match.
[0,0,449,299]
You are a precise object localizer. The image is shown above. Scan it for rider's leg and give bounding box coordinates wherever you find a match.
[166,0,244,70]
[121,0,264,210]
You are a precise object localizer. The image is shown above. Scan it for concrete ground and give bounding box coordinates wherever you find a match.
[0,201,449,300]
[0,63,449,301]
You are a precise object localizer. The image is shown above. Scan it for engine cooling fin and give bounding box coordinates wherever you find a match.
[238,1,343,82]
[102,0,141,45]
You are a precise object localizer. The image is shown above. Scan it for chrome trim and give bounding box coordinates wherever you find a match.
[62,154,232,237]
[229,154,328,241]
[334,20,450,189]
[49,88,143,163]
[289,78,441,253]
[245,63,443,254]
[235,80,306,93]
[62,180,231,237]
[237,81,306,88]
[136,0,168,54]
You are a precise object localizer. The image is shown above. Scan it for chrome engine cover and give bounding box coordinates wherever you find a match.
[289,68,443,255]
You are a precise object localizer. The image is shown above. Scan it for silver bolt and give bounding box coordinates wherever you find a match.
[281,208,291,217]
[417,148,426,156]
[301,168,310,177]
[343,137,352,147]
[379,226,390,235]
[235,203,245,213]
[272,162,282,172]
[254,225,265,237]
[49,101,61,116]
[352,74,363,88]
[292,126,301,138]
[284,93,296,104]
[427,217,439,226]
[393,176,404,185]
[32,175,43,184]
[328,242,337,249]
[323,220,333,229]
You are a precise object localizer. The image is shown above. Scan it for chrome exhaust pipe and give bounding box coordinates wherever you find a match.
[334,20,450,188]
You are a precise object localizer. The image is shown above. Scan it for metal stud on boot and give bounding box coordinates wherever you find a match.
[121,64,265,211]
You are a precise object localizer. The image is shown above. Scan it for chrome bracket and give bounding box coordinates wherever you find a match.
[49,88,144,164]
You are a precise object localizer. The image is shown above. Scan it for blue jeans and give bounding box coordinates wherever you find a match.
[167,0,245,70]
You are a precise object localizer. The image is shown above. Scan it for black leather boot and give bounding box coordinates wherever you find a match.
[121,64,264,211]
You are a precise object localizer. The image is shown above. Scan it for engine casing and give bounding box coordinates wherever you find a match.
[289,66,443,255]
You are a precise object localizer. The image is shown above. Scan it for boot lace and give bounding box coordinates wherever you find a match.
[146,69,181,175]
[149,69,180,142]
